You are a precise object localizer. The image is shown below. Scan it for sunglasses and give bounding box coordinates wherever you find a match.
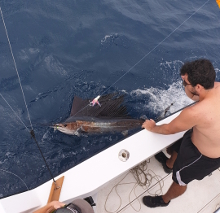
[182,79,191,87]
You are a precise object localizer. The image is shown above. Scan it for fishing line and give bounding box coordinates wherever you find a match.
[0,7,57,185]
[155,102,175,122]
[41,1,209,122]
[71,0,210,117]
[0,92,30,132]
[0,169,29,191]
[0,6,33,130]
[100,0,210,96]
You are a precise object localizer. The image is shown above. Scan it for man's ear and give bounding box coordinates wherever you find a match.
[195,84,204,91]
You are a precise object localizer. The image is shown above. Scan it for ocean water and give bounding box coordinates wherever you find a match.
[0,0,219,198]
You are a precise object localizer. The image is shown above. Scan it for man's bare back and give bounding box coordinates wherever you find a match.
[191,82,220,158]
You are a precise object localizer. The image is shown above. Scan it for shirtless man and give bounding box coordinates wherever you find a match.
[142,59,220,208]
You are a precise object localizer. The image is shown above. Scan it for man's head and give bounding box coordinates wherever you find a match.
[180,59,216,89]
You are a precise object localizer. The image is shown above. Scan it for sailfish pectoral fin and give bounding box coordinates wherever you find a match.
[74,126,86,137]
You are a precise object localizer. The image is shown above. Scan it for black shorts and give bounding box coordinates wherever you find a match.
[172,129,220,185]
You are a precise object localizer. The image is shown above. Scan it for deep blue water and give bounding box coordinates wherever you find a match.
[0,0,219,198]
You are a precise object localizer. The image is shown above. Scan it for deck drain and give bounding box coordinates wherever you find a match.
[118,149,130,162]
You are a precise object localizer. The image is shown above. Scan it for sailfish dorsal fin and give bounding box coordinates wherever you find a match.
[70,96,89,116]
[69,93,131,118]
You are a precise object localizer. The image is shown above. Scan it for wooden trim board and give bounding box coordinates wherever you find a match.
[47,176,65,203]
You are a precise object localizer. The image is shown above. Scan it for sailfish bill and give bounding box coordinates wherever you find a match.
[53,93,144,136]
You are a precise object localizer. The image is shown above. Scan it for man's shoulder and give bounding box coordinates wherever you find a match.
[171,102,201,131]
[181,102,202,117]
[214,82,220,87]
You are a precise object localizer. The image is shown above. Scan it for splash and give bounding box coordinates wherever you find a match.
[131,81,193,117]
[215,68,220,81]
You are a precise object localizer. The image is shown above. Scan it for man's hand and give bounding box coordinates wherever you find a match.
[142,119,156,132]
[33,200,65,213]
[50,201,65,210]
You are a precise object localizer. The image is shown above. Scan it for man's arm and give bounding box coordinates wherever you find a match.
[33,201,65,213]
[142,106,199,135]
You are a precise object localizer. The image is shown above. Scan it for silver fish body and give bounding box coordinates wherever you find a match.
[53,93,144,136]
[54,117,143,135]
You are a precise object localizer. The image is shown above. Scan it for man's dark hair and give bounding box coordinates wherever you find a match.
[180,59,216,89]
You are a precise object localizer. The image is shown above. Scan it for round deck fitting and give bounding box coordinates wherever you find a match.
[118,149,130,162]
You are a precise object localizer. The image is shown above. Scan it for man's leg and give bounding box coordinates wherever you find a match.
[155,149,178,173]
[142,177,187,208]
[166,150,178,169]
[162,181,187,203]
[143,150,185,208]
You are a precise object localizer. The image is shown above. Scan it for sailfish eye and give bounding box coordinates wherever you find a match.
[63,124,67,127]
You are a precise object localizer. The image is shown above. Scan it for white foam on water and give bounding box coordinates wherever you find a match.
[215,68,220,80]
[44,55,68,76]
[101,35,111,43]
[101,33,119,44]
[18,50,29,61]
[18,48,40,61]
[29,48,40,54]
[131,80,193,116]
[160,59,184,69]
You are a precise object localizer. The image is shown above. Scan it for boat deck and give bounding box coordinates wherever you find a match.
[96,151,220,213]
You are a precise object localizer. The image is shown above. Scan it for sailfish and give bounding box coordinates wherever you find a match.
[53,93,144,136]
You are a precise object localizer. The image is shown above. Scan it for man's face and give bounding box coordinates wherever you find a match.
[181,74,199,100]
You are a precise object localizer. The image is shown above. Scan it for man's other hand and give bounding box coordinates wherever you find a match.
[142,119,156,131]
